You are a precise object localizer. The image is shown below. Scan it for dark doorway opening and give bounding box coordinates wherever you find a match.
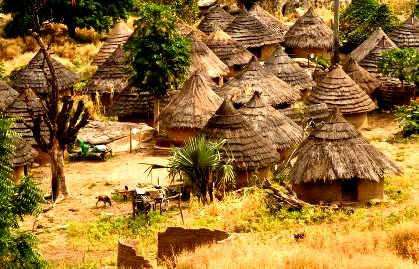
[342,180,358,201]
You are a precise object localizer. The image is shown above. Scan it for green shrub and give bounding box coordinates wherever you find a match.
[394,100,419,137]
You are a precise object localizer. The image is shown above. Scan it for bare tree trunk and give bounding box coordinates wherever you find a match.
[332,0,340,65]
[50,138,68,200]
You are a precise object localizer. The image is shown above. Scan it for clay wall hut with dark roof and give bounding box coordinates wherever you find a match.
[201,100,279,187]
[217,57,300,108]
[290,109,401,203]
[12,137,37,182]
[389,15,419,49]
[307,65,375,129]
[197,6,234,34]
[224,10,280,60]
[92,22,133,66]
[206,29,253,76]
[158,71,223,144]
[283,7,333,59]
[11,50,79,98]
[343,57,380,96]
[239,91,302,159]
[249,4,288,42]
[265,46,315,95]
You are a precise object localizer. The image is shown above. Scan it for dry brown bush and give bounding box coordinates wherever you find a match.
[390,224,419,262]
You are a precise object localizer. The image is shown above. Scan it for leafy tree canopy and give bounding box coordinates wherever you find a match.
[378,48,419,85]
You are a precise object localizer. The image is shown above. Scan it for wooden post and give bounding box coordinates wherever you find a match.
[129,129,132,153]
[332,0,340,65]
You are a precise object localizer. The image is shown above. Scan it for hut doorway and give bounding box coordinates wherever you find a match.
[342,180,358,201]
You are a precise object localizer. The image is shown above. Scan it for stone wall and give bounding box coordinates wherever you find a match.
[117,240,152,269]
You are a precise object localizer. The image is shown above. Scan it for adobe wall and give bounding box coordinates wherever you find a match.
[117,240,152,269]
[261,44,277,61]
[293,181,342,203]
[13,166,24,183]
[289,47,330,60]
[166,128,199,145]
[344,112,368,130]
[357,180,383,202]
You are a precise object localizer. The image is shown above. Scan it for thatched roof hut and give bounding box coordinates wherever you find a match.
[12,137,37,167]
[280,103,330,125]
[377,76,417,108]
[189,31,229,80]
[197,6,235,34]
[110,88,154,121]
[217,57,300,108]
[264,46,315,92]
[343,57,380,96]
[206,29,253,70]
[201,99,279,174]
[283,8,333,55]
[92,22,133,66]
[177,22,208,41]
[290,109,401,202]
[0,80,19,111]
[389,15,419,49]
[239,91,302,152]
[249,4,288,42]
[11,50,80,96]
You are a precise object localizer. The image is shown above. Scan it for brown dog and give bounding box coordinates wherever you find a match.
[96,195,112,207]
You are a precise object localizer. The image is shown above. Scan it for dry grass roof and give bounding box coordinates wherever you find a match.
[197,6,235,34]
[158,71,223,129]
[265,46,315,91]
[389,15,419,49]
[239,91,303,151]
[249,4,288,42]
[92,22,133,66]
[12,137,37,167]
[11,50,80,95]
[224,10,279,49]
[217,57,300,107]
[343,57,380,96]
[280,103,330,125]
[189,31,229,78]
[206,29,253,67]
[290,109,401,184]
[177,22,208,41]
[110,88,154,118]
[283,7,333,50]
[86,45,131,96]
[0,80,19,111]
[201,99,279,171]
[307,65,375,114]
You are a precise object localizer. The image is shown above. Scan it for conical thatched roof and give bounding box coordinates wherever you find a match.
[158,71,223,129]
[283,7,333,50]
[224,10,279,49]
[249,4,288,42]
[307,65,375,114]
[110,88,154,118]
[0,81,19,111]
[189,31,229,78]
[201,99,279,171]
[290,109,401,184]
[389,15,419,49]
[92,22,133,66]
[217,57,300,107]
[206,29,253,67]
[197,6,235,34]
[86,45,130,96]
[12,137,37,167]
[239,91,303,151]
[265,46,315,91]
[343,57,380,96]
[11,50,80,95]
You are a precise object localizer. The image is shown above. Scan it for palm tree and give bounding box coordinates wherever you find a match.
[169,136,234,203]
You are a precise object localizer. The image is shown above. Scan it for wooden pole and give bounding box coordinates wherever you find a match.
[332,0,340,66]
[129,129,132,153]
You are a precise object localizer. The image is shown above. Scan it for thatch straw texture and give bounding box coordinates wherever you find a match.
[0,81,19,111]
[158,71,223,129]
[290,109,401,184]
[307,65,375,114]
[224,11,279,49]
[86,45,130,96]
[12,137,37,167]
[280,103,330,125]
[177,23,208,41]
[239,92,302,151]
[265,46,315,91]
[92,22,133,66]
[206,29,253,67]
[110,88,154,118]
[389,15,419,49]
[11,50,80,95]
[343,58,380,96]
[189,31,229,78]
[283,7,333,50]
[197,6,235,34]
[249,4,288,42]
[217,57,300,107]
[201,100,279,171]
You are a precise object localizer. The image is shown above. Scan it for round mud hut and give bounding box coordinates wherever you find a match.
[249,4,288,42]
[239,91,303,159]
[307,65,375,129]
[11,50,80,97]
[389,15,419,49]
[201,100,279,187]
[264,46,315,95]
[206,29,253,77]
[217,56,300,108]
[224,10,280,60]
[92,22,133,66]
[290,109,401,203]
[12,137,37,182]
[197,6,235,34]
[158,71,223,144]
[343,57,380,96]
[283,7,333,59]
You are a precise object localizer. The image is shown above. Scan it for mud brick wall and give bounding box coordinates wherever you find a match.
[117,240,152,269]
